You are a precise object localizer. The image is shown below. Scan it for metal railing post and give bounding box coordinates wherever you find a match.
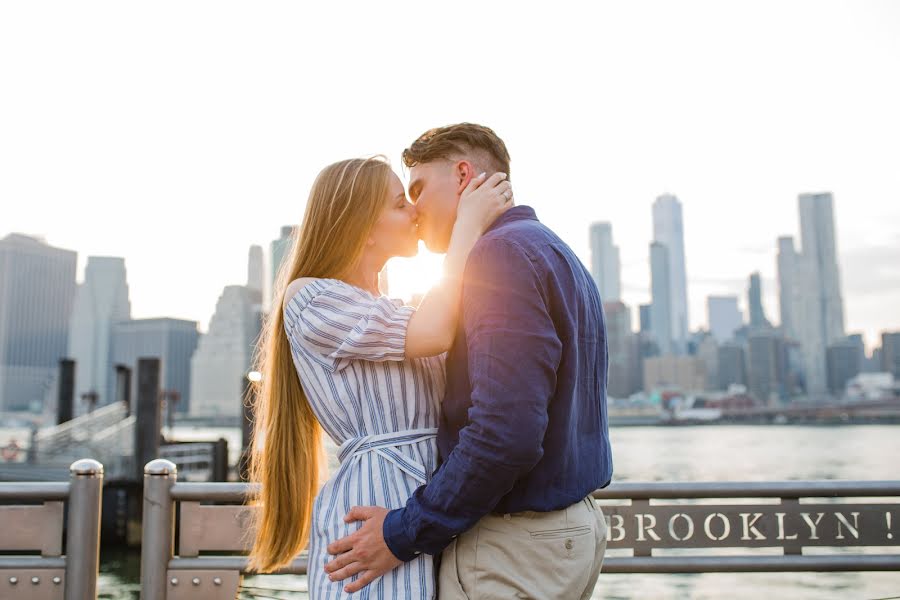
[64,458,103,600]
[140,459,177,600]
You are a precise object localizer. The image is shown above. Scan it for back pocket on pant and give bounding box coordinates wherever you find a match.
[530,525,594,560]
[529,525,592,540]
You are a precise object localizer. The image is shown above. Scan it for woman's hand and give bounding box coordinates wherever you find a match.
[455,171,513,235]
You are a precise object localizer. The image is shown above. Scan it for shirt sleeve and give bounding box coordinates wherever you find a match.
[383,238,563,560]
[284,280,415,367]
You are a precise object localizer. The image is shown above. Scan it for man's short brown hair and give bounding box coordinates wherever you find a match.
[402,123,511,179]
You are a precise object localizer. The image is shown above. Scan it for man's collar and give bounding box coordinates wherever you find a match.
[485,205,537,235]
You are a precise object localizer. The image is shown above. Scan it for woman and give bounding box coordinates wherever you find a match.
[247,155,512,598]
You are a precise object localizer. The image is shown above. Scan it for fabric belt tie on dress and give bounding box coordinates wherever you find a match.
[337,428,438,485]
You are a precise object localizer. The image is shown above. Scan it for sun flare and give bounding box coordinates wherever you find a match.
[383,242,445,303]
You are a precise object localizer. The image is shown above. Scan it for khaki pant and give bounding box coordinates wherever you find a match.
[438,496,607,599]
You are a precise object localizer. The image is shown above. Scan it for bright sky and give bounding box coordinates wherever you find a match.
[2,2,898,350]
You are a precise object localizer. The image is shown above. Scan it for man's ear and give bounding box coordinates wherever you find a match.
[455,161,474,194]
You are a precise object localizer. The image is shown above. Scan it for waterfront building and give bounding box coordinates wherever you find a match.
[826,338,863,398]
[652,194,689,352]
[248,245,264,296]
[111,318,199,413]
[589,222,621,302]
[881,331,900,379]
[190,286,262,418]
[650,242,673,355]
[643,355,706,394]
[270,225,296,297]
[707,296,742,344]
[796,192,846,397]
[717,342,748,391]
[777,236,801,339]
[748,329,787,405]
[748,272,771,329]
[67,256,131,413]
[0,234,77,411]
[604,301,640,399]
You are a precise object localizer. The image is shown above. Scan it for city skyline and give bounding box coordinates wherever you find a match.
[7,191,890,412]
[3,182,896,353]
[2,2,899,349]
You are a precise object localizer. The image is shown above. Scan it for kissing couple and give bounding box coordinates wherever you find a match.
[247,122,613,599]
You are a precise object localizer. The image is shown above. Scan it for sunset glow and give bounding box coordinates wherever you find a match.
[384,242,445,302]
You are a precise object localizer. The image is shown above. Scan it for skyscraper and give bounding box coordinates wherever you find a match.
[111,318,199,414]
[247,245,264,296]
[0,234,77,411]
[826,338,862,397]
[717,342,748,390]
[797,192,846,397]
[783,340,805,398]
[649,242,673,355]
[696,333,720,391]
[652,194,689,353]
[847,333,867,373]
[639,304,652,333]
[776,236,800,339]
[589,222,621,302]
[707,296,742,343]
[882,332,900,379]
[67,256,131,413]
[190,285,263,418]
[748,272,771,329]
[603,301,639,399]
[270,225,296,296]
[872,347,884,375]
[748,329,787,404]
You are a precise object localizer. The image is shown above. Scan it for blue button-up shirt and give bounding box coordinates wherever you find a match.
[383,205,613,560]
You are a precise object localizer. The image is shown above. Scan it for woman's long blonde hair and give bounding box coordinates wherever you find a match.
[246,156,393,573]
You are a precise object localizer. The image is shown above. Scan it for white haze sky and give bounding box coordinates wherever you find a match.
[2,1,899,350]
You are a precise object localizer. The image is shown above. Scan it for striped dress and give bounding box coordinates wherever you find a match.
[283,278,445,599]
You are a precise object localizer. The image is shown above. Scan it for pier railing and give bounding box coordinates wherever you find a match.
[0,459,104,600]
[139,459,900,599]
[593,480,900,573]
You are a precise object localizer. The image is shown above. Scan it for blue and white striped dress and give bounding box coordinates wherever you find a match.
[283,278,445,599]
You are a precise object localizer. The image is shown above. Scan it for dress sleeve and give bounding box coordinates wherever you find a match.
[284,279,415,366]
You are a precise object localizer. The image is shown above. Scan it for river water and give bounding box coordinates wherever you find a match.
[7,424,900,599]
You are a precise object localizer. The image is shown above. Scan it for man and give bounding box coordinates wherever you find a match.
[325,123,613,599]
